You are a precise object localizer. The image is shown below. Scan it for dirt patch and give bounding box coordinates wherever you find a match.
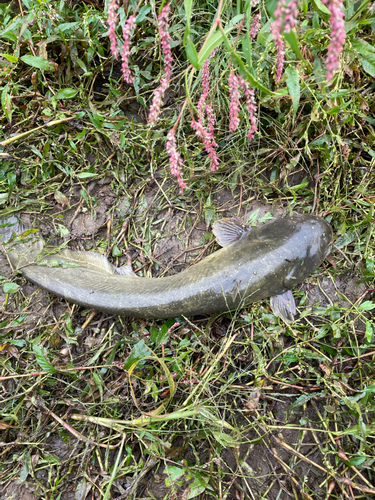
[0,481,37,500]
[304,270,367,309]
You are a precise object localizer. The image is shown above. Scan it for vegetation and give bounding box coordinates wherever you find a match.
[0,0,374,498]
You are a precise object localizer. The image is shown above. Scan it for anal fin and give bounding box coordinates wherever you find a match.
[270,290,296,324]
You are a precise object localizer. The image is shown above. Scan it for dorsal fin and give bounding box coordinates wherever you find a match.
[212,218,250,247]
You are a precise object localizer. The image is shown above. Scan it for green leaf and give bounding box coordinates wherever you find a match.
[32,345,57,374]
[362,59,375,77]
[54,88,78,100]
[0,53,18,63]
[6,339,27,347]
[285,66,300,115]
[291,392,326,409]
[124,340,152,370]
[284,30,304,60]
[197,24,237,67]
[20,55,55,71]
[352,38,375,69]
[136,5,151,23]
[185,37,200,69]
[359,301,375,311]
[3,282,20,294]
[112,245,122,257]
[312,0,331,15]
[242,33,252,67]
[55,22,79,33]
[164,466,185,485]
[187,475,210,499]
[0,193,9,204]
[184,0,193,29]
[365,321,373,342]
[76,172,98,179]
[348,456,367,467]
[1,85,12,123]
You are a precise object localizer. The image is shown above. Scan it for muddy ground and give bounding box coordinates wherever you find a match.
[1,177,373,500]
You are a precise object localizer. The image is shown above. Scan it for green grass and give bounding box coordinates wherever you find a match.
[1,0,375,498]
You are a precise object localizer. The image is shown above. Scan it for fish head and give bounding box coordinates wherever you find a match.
[282,215,333,288]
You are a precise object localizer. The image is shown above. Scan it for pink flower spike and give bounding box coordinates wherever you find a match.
[166,129,186,191]
[238,76,258,141]
[121,14,136,84]
[191,119,219,172]
[322,0,346,82]
[270,22,285,83]
[107,0,119,58]
[148,4,174,125]
[228,71,241,132]
[273,0,299,35]
[250,13,261,39]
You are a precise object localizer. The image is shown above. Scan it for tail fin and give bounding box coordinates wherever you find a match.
[0,216,44,270]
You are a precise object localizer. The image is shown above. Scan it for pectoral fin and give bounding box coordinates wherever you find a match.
[270,290,296,323]
[212,218,250,247]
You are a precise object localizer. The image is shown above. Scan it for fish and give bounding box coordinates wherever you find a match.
[1,214,333,322]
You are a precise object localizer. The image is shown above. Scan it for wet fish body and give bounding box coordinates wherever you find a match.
[3,215,332,319]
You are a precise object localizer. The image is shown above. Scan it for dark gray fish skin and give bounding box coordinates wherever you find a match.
[5,214,332,319]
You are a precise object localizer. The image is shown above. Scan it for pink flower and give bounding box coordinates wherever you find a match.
[250,13,261,39]
[121,14,136,84]
[239,78,257,140]
[228,71,241,132]
[192,51,219,171]
[322,0,346,82]
[191,119,219,172]
[228,72,258,140]
[148,4,173,125]
[270,22,286,83]
[107,0,119,58]
[273,0,299,34]
[270,0,298,82]
[197,57,211,119]
[166,129,186,191]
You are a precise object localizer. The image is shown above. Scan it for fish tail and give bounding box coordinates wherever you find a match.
[0,215,44,270]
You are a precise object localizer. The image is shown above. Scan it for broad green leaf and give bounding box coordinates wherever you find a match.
[124,340,152,370]
[20,55,55,71]
[362,59,375,77]
[185,37,200,69]
[0,193,9,204]
[312,0,331,15]
[359,301,375,311]
[352,38,375,67]
[187,475,210,499]
[55,22,79,33]
[285,66,300,115]
[0,53,18,63]
[3,282,20,294]
[112,245,122,257]
[348,456,367,467]
[164,466,185,485]
[136,5,151,23]
[32,345,57,373]
[54,88,78,99]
